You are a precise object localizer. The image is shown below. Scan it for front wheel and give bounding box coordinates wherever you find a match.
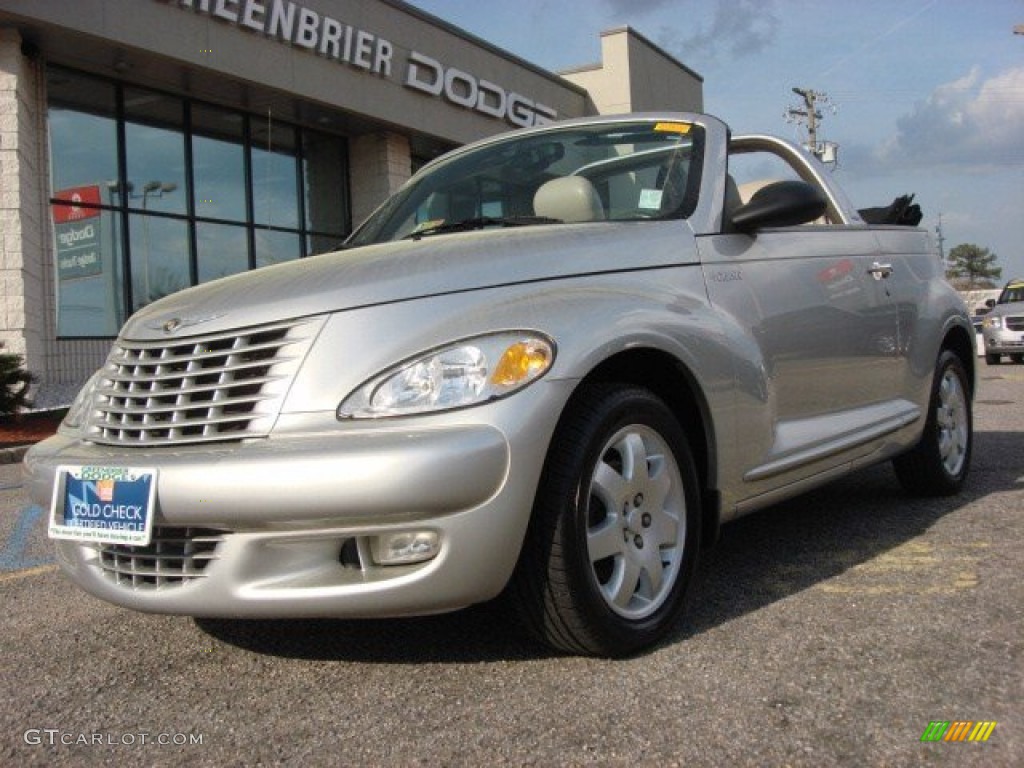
[893,350,972,496]
[510,385,701,657]
[1011,354,1024,364]
[985,352,1001,365]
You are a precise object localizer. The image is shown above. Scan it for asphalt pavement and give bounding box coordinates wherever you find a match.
[1,366,1021,767]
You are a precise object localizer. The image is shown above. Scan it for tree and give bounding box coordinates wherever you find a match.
[946,243,1001,289]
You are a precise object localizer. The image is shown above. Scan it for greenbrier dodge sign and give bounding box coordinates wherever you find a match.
[166,0,558,127]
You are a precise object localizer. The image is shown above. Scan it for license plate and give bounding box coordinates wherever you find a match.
[48,466,157,546]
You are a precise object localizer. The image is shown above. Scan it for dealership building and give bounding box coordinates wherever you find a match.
[0,0,702,406]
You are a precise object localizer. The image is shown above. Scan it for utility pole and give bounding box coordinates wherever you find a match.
[935,213,946,263]
[785,87,838,163]
[788,88,823,147]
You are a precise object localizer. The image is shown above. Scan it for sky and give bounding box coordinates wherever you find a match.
[405,0,1024,281]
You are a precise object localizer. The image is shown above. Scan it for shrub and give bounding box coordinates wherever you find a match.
[0,352,35,416]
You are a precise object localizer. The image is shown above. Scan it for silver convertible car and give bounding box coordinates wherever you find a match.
[26,113,975,657]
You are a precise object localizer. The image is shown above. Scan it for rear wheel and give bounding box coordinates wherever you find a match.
[511,385,701,657]
[893,350,972,496]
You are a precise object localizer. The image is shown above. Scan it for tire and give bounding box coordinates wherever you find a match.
[510,384,701,657]
[1011,354,1024,364]
[893,350,972,496]
[985,352,1001,365]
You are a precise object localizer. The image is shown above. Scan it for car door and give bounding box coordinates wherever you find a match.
[867,226,933,389]
[696,150,911,501]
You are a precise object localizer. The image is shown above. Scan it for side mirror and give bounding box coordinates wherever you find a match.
[985,298,996,309]
[730,180,828,233]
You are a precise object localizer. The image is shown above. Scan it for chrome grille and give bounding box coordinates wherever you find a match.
[1006,316,1024,332]
[86,318,320,446]
[92,526,226,589]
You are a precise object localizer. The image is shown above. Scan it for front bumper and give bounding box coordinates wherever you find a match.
[24,415,546,618]
[982,326,1024,356]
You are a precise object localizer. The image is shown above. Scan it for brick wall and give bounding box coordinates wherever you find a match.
[0,31,109,406]
[0,29,45,373]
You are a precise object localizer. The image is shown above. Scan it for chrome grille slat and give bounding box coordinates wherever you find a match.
[107,338,302,364]
[100,361,297,386]
[103,388,278,409]
[92,526,226,589]
[104,412,261,430]
[86,317,320,447]
[95,393,278,416]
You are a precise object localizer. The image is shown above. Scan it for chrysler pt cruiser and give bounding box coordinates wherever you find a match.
[26,114,975,657]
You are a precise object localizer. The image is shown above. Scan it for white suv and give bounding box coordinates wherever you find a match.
[982,279,1024,364]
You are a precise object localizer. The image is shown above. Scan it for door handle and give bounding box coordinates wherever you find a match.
[868,261,894,280]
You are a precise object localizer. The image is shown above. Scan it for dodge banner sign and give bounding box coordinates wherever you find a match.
[53,185,103,281]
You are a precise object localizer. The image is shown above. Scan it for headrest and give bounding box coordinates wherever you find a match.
[533,176,605,223]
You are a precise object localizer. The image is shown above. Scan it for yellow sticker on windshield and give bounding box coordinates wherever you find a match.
[653,122,692,134]
[412,219,445,234]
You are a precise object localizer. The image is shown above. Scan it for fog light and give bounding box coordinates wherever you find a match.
[370,531,440,565]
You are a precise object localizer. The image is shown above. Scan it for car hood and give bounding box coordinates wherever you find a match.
[987,300,1024,318]
[123,221,696,340]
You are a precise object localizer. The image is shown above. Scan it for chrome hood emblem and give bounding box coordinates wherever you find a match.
[144,313,226,335]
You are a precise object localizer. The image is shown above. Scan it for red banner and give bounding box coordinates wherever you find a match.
[52,185,102,223]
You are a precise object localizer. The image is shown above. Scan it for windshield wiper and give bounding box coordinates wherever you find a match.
[406,215,562,240]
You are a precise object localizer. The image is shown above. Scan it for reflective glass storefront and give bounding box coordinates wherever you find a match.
[47,67,351,337]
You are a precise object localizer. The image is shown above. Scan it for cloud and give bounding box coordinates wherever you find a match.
[602,0,779,60]
[602,0,675,15]
[874,67,1024,171]
[653,0,780,61]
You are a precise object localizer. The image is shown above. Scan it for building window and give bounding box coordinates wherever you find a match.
[47,73,122,336]
[196,221,248,285]
[192,104,247,224]
[46,67,351,338]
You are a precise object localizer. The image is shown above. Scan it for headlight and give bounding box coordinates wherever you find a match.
[982,316,1002,329]
[338,332,555,419]
[62,369,104,430]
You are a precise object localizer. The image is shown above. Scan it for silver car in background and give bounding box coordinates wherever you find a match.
[981,279,1024,364]
[26,114,975,656]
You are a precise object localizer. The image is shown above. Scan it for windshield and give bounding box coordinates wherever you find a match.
[998,283,1024,304]
[347,120,704,246]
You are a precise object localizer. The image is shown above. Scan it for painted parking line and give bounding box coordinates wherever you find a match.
[816,539,987,596]
[0,564,58,583]
[1,505,56,573]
